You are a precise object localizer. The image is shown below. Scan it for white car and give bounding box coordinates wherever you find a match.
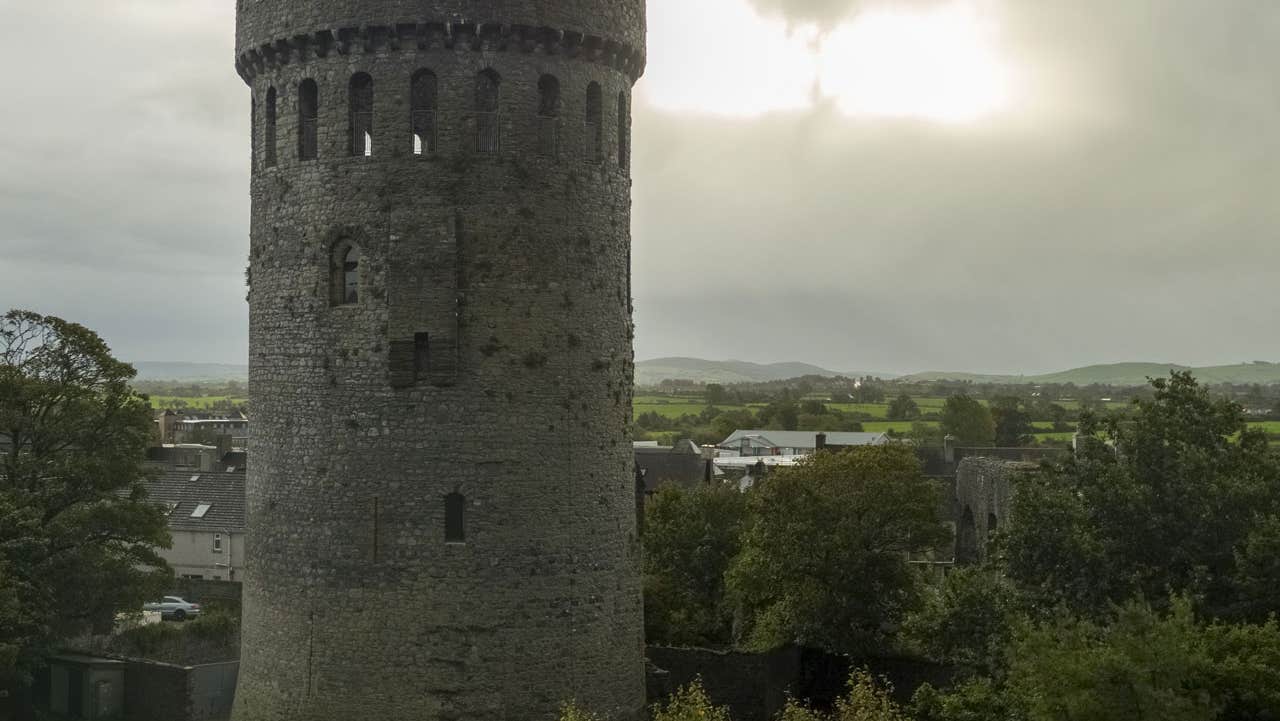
[143,596,202,621]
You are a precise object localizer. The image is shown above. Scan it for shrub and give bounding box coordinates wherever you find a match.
[653,679,732,721]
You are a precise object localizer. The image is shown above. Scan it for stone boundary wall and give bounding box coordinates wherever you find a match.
[169,579,243,608]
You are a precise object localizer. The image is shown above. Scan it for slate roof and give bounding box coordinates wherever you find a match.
[141,468,246,533]
[718,430,889,449]
[635,441,712,494]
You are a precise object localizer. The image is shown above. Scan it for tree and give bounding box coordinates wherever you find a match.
[940,395,994,446]
[999,373,1280,620]
[887,394,921,421]
[727,446,951,655]
[0,310,171,678]
[990,397,1033,447]
[643,483,749,647]
[904,566,1019,674]
[706,383,728,405]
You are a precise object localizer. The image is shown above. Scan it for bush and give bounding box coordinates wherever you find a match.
[653,680,732,721]
[779,671,910,721]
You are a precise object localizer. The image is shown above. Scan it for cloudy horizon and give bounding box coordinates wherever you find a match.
[1,0,1277,376]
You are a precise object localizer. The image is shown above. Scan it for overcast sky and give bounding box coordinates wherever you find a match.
[1,0,1277,375]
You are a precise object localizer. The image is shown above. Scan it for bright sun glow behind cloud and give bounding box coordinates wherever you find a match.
[643,0,1016,123]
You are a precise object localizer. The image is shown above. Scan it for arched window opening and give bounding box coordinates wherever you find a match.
[474,69,501,154]
[411,70,438,156]
[332,243,361,306]
[298,79,319,161]
[585,82,603,163]
[349,73,374,157]
[617,91,630,170]
[537,75,561,157]
[445,492,466,543]
[264,87,278,167]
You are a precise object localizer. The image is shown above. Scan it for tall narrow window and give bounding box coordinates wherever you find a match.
[411,70,438,155]
[445,492,466,543]
[585,82,602,163]
[349,73,374,157]
[475,69,501,154]
[251,95,257,171]
[264,87,278,167]
[617,91,630,170]
[298,79,319,161]
[332,243,361,306]
[414,332,430,379]
[537,75,561,157]
[343,247,361,303]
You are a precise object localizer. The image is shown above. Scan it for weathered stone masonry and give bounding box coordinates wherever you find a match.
[232,2,647,720]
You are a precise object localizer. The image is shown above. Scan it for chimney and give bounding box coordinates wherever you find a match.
[815,433,827,451]
[943,435,956,463]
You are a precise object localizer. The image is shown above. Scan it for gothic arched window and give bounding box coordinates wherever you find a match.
[298,79,319,161]
[585,82,602,163]
[349,72,373,157]
[475,69,501,153]
[445,492,466,543]
[411,69,437,155]
[332,243,361,306]
[264,87,277,167]
[537,75,561,157]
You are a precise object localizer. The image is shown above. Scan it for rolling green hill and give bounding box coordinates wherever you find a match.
[635,357,865,386]
[900,362,1280,387]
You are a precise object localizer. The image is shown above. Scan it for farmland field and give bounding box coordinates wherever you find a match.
[146,395,248,409]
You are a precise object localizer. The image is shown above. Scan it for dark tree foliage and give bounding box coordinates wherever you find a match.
[940,395,995,447]
[643,483,748,647]
[999,372,1280,621]
[0,310,170,677]
[727,445,951,655]
[887,394,921,421]
[990,397,1034,447]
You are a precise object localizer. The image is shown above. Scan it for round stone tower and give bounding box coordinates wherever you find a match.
[232,2,646,720]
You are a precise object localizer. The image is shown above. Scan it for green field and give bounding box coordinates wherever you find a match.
[146,395,248,409]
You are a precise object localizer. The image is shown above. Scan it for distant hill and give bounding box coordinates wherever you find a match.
[900,362,1280,387]
[635,357,867,386]
[131,362,249,382]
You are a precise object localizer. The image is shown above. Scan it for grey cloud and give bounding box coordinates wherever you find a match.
[2,0,1278,374]
[746,0,944,27]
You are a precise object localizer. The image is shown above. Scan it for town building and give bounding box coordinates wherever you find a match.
[140,468,245,581]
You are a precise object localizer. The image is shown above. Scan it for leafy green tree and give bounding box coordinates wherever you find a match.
[939,396,994,446]
[904,566,1019,674]
[0,310,171,678]
[652,680,732,721]
[782,670,912,721]
[727,446,951,655]
[887,394,921,421]
[1000,373,1280,619]
[990,397,1033,447]
[643,483,749,647]
[706,384,728,405]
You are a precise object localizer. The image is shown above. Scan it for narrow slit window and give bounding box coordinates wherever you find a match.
[264,87,277,167]
[585,82,602,163]
[617,91,629,170]
[349,73,374,157]
[298,79,319,161]
[414,332,430,378]
[411,69,438,155]
[445,492,466,543]
[537,75,561,157]
[475,69,501,154]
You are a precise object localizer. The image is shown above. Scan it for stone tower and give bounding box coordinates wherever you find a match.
[232,2,646,719]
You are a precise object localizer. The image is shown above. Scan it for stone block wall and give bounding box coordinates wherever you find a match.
[233,2,647,720]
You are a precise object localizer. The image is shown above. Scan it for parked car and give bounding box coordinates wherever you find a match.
[143,596,201,621]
